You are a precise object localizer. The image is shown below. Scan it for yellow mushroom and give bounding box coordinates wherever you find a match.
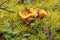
[19,8,47,25]
[36,9,47,18]
[19,8,37,19]
[19,8,37,25]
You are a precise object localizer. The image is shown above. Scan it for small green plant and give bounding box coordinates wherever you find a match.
[1,28,21,40]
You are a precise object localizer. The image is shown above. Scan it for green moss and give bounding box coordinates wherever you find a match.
[0,0,60,40]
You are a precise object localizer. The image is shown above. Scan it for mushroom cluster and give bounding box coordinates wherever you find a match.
[19,8,37,19]
[19,8,47,25]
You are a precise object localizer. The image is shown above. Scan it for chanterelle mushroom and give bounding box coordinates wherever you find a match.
[19,8,37,19]
[36,9,47,18]
[19,8,47,25]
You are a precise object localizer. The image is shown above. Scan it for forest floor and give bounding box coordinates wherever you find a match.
[0,0,60,40]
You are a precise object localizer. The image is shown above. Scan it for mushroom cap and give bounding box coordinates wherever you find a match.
[19,8,37,19]
[36,9,47,17]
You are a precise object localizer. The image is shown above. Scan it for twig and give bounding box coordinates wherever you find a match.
[49,30,53,40]
[0,0,8,7]
[9,20,16,30]
[0,0,15,13]
[43,26,49,38]
[0,8,15,13]
[43,25,53,40]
